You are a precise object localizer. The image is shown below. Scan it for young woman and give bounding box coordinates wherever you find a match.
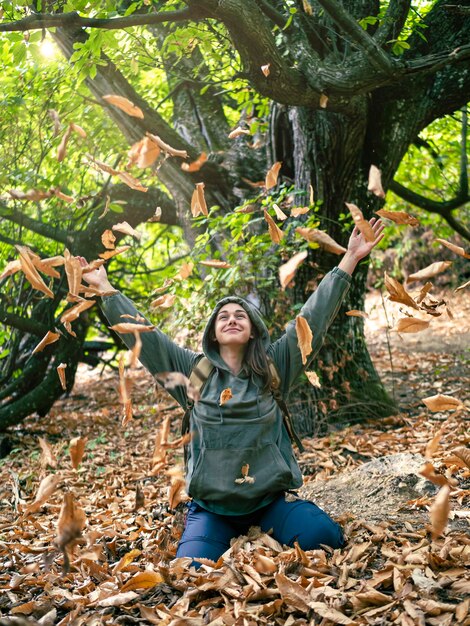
[81,218,384,564]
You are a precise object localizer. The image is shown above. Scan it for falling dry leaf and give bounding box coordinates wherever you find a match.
[235,463,255,484]
[146,132,188,159]
[272,204,288,220]
[228,127,250,139]
[419,462,449,487]
[453,447,470,469]
[435,238,470,259]
[60,300,95,325]
[102,94,144,119]
[134,482,145,512]
[430,485,450,539]
[55,491,86,573]
[422,394,465,412]
[24,474,62,514]
[16,246,54,298]
[148,206,162,222]
[176,262,194,280]
[70,123,86,138]
[98,245,131,260]
[455,280,470,292]
[0,259,21,280]
[150,294,176,309]
[305,371,321,388]
[219,388,233,405]
[395,317,430,333]
[376,209,419,227]
[9,188,51,201]
[110,322,154,334]
[190,182,208,217]
[57,363,67,390]
[279,250,308,290]
[112,221,141,240]
[168,472,187,510]
[63,249,82,297]
[296,315,313,365]
[384,273,419,309]
[368,165,385,198]
[127,136,160,169]
[303,0,313,15]
[199,259,232,269]
[57,125,72,162]
[345,203,376,242]
[265,161,282,190]
[38,437,57,469]
[261,63,270,76]
[32,331,60,355]
[181,152,207,172]
[407,261,453,283]
[69,437,87,470]
[290,206,310,217]
[52,188,74,203]
[264,210,284,244]
[319,94,329,108]
[346,310,369,319]
[155,372,200,402]
[295,228,347,254]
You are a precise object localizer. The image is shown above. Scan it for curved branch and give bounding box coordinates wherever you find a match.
[0,302,49,336]
[0,203,69,244]
[0,7,202,33]
[390,180,470,241]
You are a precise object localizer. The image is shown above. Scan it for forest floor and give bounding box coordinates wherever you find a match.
[0,288,469,626]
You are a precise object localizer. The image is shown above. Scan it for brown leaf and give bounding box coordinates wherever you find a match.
[146,132,188,158]
[112,221,141,241]
[219,388,233,405]
[97,592,139,607]
[199,259,232,269]
[319,94,329,108]
[120,571,164,593]
[63,249,83,297]
[0,259,21,279]
[70,123,87,138]
[57,363,67,390]
[181,152,207,172]
[296,315,313,365]
[149,294,176,309]
[425,428,444,458]
[453,447,470,469]
[99,245,131,260]
[305,370,321,388]
[295,227,347,254]
[69,436,87,470]
[60,299,95,324]
[234,463,255,484]
[134,482,145,512]
[455,280,470,293]
[32,331,60,355]
[264,210,284,244]
[376,209,419,227]
[156,372,200,402]
[51,188,74,203]
[38,437,57,469]
[367,164,386,198]
[24,474,62,514]
[176,262,194,280]
[384,273,419,309]
[228,127,250,139]
[48,109,61,136]
[423,394,465,412]
[345,203,376,242]
[190,182,208,217]
[395,317,430,333]
[261,63,270,76]
[419,462,449,487]
[101,229,116,250]
[127,136,160,168]
[16,246,54,298]
[116,171,148,192]
[279,250,308,290]
[265,161,282,190]
[407,261,453,283]
[435,238,470,259]
[57,125,72,162]
[56,491,86,574]
[102,94,144,118]
[9,188,51,201]
[430,485,450,539]
[302,0,313,15]
[290,206,310,217]
[110,322,155,334]
[272,203,288,220]
[113,549,142,574]
[168,473,187,510]
[346,309,368,318]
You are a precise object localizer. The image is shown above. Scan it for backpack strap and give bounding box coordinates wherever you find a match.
[268,357,305,453]
[181,356,214,437]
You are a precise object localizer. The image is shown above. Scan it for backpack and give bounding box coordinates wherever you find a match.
[181,356,305,461]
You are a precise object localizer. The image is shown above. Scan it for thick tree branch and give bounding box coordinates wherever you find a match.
[0,7,202,33]
[374,0,412,46]
[314,0,395,74]
[254,0,288,29]
[0,203,69,244]
[390,180,470,241]
[0,302,49,337]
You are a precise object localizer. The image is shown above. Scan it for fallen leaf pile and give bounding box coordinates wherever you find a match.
[0,292,468,625]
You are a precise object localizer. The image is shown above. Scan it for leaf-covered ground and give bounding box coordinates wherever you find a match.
[0,289,469,626]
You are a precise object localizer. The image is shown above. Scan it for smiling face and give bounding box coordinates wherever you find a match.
[213,303,253,348]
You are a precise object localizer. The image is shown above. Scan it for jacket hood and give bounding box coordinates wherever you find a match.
[202,296,270,369]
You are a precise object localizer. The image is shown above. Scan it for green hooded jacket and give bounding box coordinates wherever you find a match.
[101,266,351,515]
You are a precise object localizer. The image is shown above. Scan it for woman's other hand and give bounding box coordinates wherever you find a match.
[77,257,115,292]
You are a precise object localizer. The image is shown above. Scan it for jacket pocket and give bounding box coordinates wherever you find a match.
[188,444,295,512]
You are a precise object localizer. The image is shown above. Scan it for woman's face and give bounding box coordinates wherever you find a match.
[213,303,253,348]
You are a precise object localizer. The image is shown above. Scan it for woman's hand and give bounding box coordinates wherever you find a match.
[77,257,115,292]
[338,218,384,275]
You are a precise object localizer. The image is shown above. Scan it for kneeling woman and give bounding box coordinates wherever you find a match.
[82,218,384,564]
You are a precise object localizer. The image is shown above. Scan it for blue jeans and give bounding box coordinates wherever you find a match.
[176,494,344,564]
